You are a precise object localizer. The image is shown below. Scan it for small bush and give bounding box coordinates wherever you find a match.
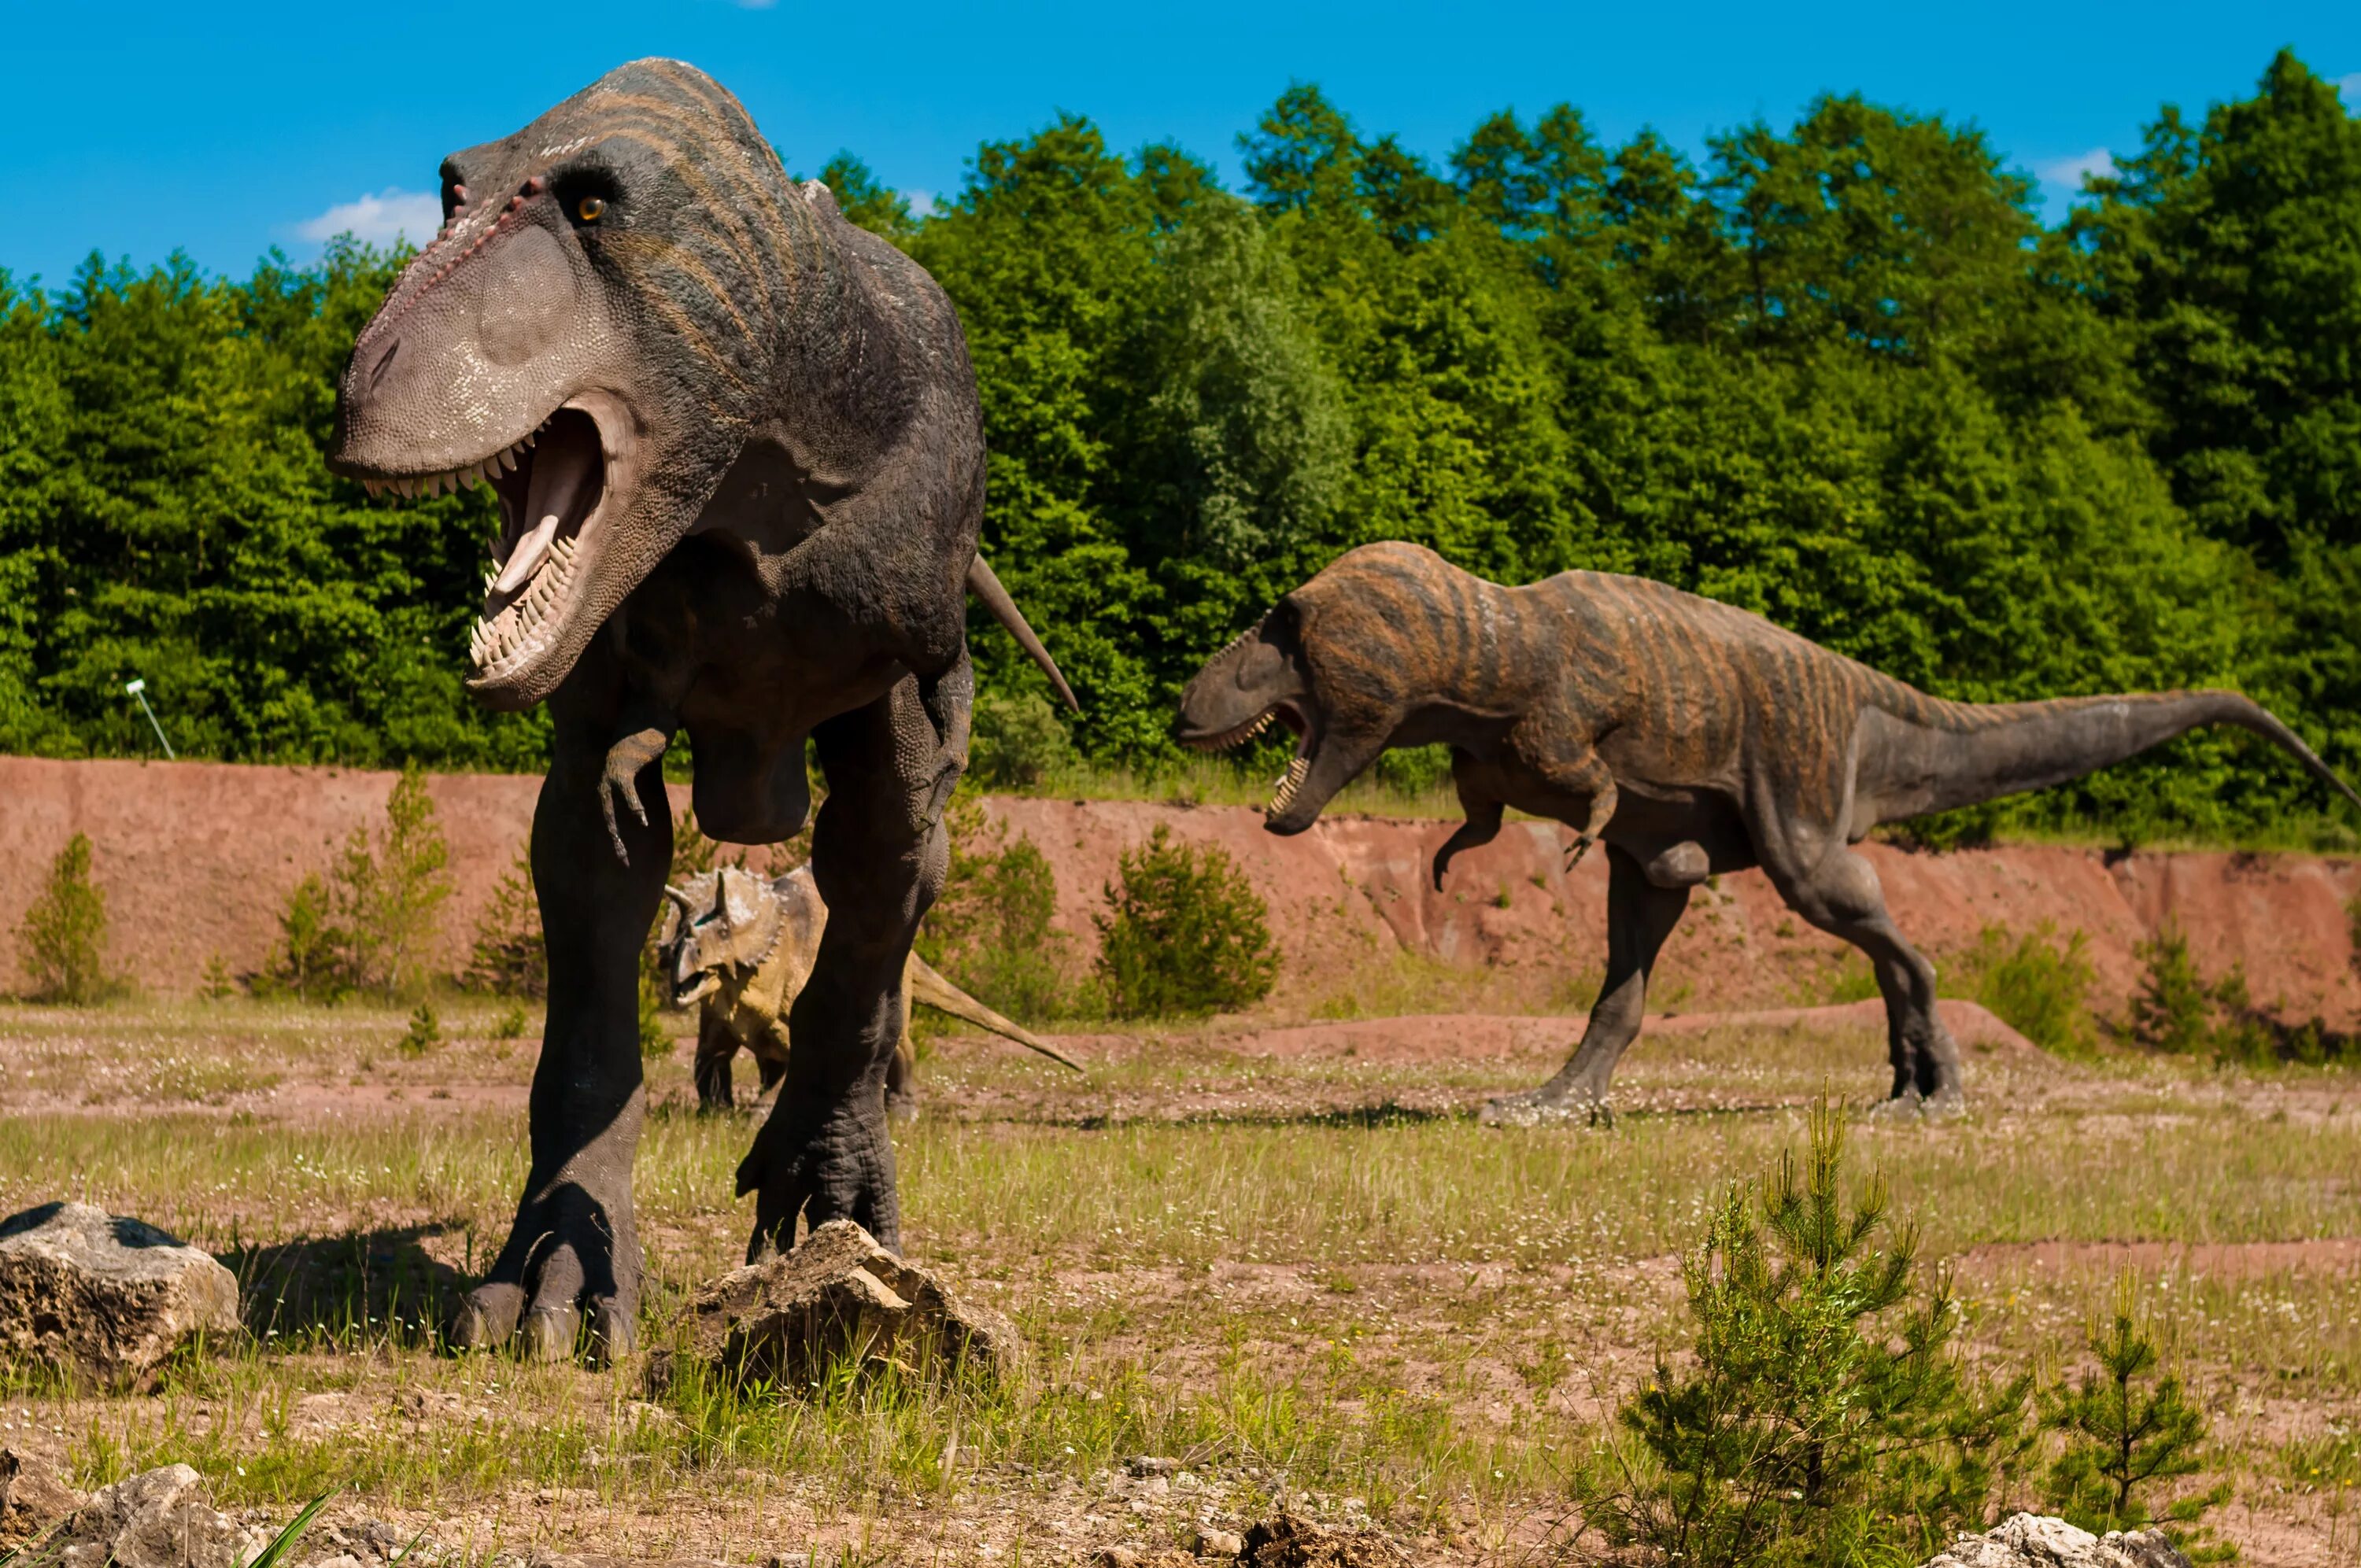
[2041,1271,2231,1557]
[199,952,235,1001]
[463,853,545,1000]
[16,832,122,1004]
[399,1002,442,1057]
[1964,921,2096,1055]
[969,691,1077,790]
[2128,922,2215,1054]
[638,962,671,1059]
[491,1004,528,1040]
[921,791,1076,1022]
[260,872,349,1003]
[1578,1102,2030,1566]
[264,768,455,1005]
[1094,824,1278,1020]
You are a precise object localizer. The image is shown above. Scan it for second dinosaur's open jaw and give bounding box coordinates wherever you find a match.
[1181,699,1317,817]
[467,404,611,681]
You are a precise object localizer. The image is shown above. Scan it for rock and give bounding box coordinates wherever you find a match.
[674,1219,1017,1385]
[1128,1455,1180,1478]
[0,1203,239,1381]
[2,1447,87,1542]
[35,1463,266,1568]
[1239,1512,1392,1568]
[1920,1513,2194,1568]
[1195,1526,1247,1559]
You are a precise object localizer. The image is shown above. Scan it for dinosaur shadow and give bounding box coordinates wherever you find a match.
[221,1223,470,1349]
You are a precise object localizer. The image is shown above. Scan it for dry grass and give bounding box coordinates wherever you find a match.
[2,996,2359,1563]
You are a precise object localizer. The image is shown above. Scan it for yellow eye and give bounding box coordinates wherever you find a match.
[576,195,606,223]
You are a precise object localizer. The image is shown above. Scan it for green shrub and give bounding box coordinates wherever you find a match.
[399,1002,442,1057]
[1579,1103,2030,1567]
[334,767,455,1003]
[1964,922,2096,1055]
[463,853,545,999]
[15,832,122,1005]
[637,963,671,1060]
[921,791,1075,1022]
[969,691,1077,790]
[199,952,235,1001]
[2127,922,2215,1054]
[260,872,351,1004]
[1094,825,1278,1020]
[491,1004,529,1041]
[2041,1271,2231,1557]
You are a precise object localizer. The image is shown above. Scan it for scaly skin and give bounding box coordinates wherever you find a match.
[326,61,1071,1360]
[1177,542,2361,1118]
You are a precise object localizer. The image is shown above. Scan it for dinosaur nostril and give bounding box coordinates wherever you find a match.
[368,338,401,391]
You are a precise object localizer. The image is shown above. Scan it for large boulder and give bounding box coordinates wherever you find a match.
[0,1203,240,1381]
[31,1463,264,1568]
[663,1219,1016,1387]
[1921,1513,2194,1568]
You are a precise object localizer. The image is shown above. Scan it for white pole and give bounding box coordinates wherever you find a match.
[124,678,176,760]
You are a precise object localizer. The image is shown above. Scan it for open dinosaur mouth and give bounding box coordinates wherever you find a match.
[468,407,604,677]
[1180,699,1314,817]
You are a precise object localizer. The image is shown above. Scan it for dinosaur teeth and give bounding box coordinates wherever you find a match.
[1267,756,1310,817]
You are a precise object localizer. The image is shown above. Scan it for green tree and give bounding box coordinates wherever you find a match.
[1092,824,1277,1018]
[15,832,119,1004]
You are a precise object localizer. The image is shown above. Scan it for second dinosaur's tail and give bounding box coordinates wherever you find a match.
[905,953,1087,1073]
[1863,688,2361,824]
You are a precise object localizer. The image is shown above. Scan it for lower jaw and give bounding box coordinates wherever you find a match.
[1265,756,1311,818]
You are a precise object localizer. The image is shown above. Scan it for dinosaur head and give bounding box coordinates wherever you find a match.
[328,59,809,710]
[656,867,783,1007]
[1175,552,1417,834]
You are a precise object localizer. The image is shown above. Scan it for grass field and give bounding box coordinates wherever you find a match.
[2,998,2359,1564]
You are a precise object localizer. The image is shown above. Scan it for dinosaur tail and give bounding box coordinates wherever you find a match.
[967,555,1080,714]
[905,952,1087,1073]
[1862,687,2361,823]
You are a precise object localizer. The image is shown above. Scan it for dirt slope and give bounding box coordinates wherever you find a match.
[3,756,2355,1023]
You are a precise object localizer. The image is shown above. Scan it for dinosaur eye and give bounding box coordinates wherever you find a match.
[575,195,606,223]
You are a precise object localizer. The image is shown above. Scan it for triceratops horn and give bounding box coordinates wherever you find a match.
[662,885,696,914]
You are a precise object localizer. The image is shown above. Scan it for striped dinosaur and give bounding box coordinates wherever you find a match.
[1175,542,2359,1120]
[327,61,1073,1360]
[657,864,1084,1114]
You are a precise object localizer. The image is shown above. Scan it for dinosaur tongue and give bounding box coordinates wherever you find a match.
[494,412,600,595]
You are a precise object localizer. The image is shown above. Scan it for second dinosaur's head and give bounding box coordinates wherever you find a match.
[657,867,784,1007]
[1174,544,1443,834]
[327,59,814,710]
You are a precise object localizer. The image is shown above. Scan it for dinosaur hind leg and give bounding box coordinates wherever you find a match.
[1482,844,1690,1126]
[1773,850,1961,1107]
[693,1009,739,1112]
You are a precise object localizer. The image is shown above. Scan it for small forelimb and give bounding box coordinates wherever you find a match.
[600,722,673,863]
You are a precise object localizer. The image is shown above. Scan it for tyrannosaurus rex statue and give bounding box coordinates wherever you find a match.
[657,864,1084,1113]
[1176,542,2359,1119]
[327,61,1072,1360]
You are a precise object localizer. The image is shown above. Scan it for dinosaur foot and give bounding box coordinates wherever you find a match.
[449,1182,641,1367]
[1862,1087,1968,1122]
[1479,1086,1613,1129]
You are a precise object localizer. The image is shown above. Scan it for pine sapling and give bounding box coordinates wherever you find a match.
[2042,1271,2231,1555]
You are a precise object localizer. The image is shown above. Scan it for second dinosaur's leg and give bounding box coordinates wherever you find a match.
[1432,751,1504,890]
[735,666,968,1257]
[692,1006,738,1111]
[1772,849,1962,1107]
[1482,844,1689,1126]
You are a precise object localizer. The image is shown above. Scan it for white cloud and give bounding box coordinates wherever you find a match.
[2339,72,2361,106]
[297,188,442,246]
[904,188,937,216]
[2035,147,2115,189]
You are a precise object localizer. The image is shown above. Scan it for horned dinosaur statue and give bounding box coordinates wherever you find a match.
[1176,542,2361,1120]
[658,864,1084,1113]
[327,61,1074,1361]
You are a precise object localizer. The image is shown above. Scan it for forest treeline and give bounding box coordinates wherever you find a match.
[2,51,2356,843]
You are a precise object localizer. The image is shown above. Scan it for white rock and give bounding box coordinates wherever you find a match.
[41,1463,265,1568]
[1920,1512,2194,1568]
[0,1203,239,1380]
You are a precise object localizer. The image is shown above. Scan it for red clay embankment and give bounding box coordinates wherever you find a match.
[2,755,2356,1024]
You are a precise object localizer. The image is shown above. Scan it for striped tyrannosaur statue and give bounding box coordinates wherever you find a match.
[327,61,1073,1361]
[1176,543,2360,1120]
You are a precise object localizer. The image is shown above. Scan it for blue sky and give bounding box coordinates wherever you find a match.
[4,1,2356,289]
